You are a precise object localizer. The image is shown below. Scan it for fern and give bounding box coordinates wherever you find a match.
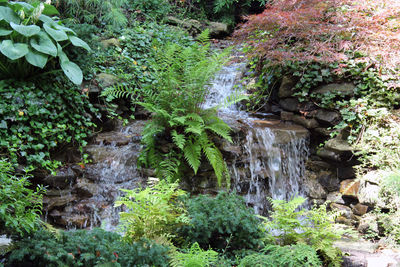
[183,139,202,174]
[170,243,218,267]
[101,84,137,102]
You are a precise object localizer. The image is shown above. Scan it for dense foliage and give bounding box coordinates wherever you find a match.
[0,159,44,237]
[0,79,96,170]
[6,228,170,267]
[179,192,263,252]
[170,242,219,267]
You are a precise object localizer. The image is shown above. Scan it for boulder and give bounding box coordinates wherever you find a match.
[358,181,382,207]
[292,115,319,129]
[325,137,352,153]
[318,171,340,192]
[305,170,328,199]
[278,76,296,98]
[280,111,295,121]
[317,148,340,161]
[327,191,345,204]
[42,168,75,189]
[43,194,77,210]
[315,109,341,126]
[96,73,120,89]
[340,179,360,199]
[352,203,369,216]
[95,131,132,146]
[73,178,98,198]
[279,98,299,112]
[208,21,229,38]
[100,38,120,48]
[313,83,355,96]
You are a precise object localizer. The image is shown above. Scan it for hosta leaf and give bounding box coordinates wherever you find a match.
[25,48,47,68]
[39,14,54,24]
[44,23,68,41]
[8,2,34,12]
[60,60,83,85]
[0,27,11,36]
[10,22,40,37]
[0,40,28,60]
[54,24,76,35]
[57,43,68,63]
[30,31,57,57]
[68,35,90,51]
[42,4,59,16]
[0,6,20,24]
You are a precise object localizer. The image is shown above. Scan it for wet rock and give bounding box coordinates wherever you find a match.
[292,115,319,129]
[280,111,294,121]
[59,214,90,229]
[318,170,340,192]
[95,131,132,146]
[306,160,331,172]
[96,73,120,89]
[221,141,241,156]
[208,21,229,38]
[43,194,77,210]
[305,170,327,199]
[100,38,120,48]
[313,83,355,96]
[315,109,341,126]
[313,127,332,137]
[74,178,98,198]
[279,98,299,112]
[42,167,75,189]
[340,179,360,199]
[325,137,352,153]
[336,216,354,226]
[278,76,296,98]
[327,191,345,204]
[317,148,340,161]
[358,181,382,207]
[352,203,369,216]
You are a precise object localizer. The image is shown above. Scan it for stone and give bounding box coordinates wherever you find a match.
[74,178,98,198]
[336,215,354,226]
[315,109,341,126]
[43,194,77,210]
[306,160,331,172]
[208,21,229,38]
[95,131,132,146]
[278,76,296,98]
[325,137,353,153]
[313,127,332,137]
[305,171,327,199]
[280,111,295,121]
[317,148,340,161]
[292,115,319,129]
[96,73,120,89]
[358,181,382,207]
[337,167,356,180]
[318,171,340,192]
[42,167,75,189]
[220,141,241,156]
[340,179,360,199]
[352,203,369,216]
[100,38,120,48]
[313,83,355,96]
[279,98,299,112]
[327,192,345,204]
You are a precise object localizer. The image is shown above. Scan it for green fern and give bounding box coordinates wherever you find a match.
[101,84,137,102]
[170,243,218,267]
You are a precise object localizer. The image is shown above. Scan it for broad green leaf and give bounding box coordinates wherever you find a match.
[30,31,57,57]
[42,4,59,16]
[10,22,40,37]
[0,40,28,60]
[39,14,54,24]
[56,43,68,63]
[60,60,82,85]
[8,2,34,12]
[68,35,90,51]
[0,6,20,24]
[43,23,67,41]
[0,27,11,36]
[0,120,6,129]
[54,24,76,35]
[25,49,48,68]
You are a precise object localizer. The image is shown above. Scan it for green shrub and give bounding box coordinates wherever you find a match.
[0,1,90,84]
[170,242,219,267]
[238,244,322,267]
[0,79,96,170]
[0,159,44,237]
[179,192,263,252]
[6,228,170,267]
[129,0,172,21]
[116,180,188,243]
[260,197,343,266]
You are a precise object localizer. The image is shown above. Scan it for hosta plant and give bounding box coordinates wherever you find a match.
[0,0,90,84]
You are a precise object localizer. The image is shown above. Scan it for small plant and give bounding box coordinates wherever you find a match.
[260,197,343,266]
[115,180,188,243]
[0,1,90,84]
[0,158,44,237]
[170,242,219,267]
[6,228,170,267]
[179,192,263,252]
[238,243,322,267]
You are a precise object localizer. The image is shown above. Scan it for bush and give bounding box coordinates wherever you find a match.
[6,228,170,267]
[0,159,44,237]
[0,1,90,84]
[238,244,322,267]
[170,242,219,267]
[179,192,263,252]
[116,180,188,243]
[0,79,96,170]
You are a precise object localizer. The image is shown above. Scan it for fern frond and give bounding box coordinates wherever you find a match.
[101,84,136,102]
[184,120,203,135]
[171,130,186,150]
[183,139,202,174]
[205,121,232,143]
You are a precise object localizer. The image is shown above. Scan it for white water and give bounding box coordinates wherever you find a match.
[205,58,309,213]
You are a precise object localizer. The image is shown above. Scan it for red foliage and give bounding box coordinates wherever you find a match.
[234,0,400,69]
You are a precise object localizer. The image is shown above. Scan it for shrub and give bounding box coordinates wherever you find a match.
[6,228,170,267]
[0,1,90,84]
[0,159,44,237]
[115,180,188,243]
[170,242,219,267]
[0,79,96,170]
[260,197,343,266]
[238,244,322,267]
[179,192,263,252]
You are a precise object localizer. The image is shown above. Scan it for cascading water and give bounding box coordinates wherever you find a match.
[204,56,310,214]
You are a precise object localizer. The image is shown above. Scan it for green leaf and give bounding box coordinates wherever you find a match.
[68,35,90,51]
[30,31,57,57]
[56,43,68,63]
[0,40,28,60]
[42,4,59,16]
[0,6,20,24]
[0,27,12,36]
[0,120,7,129]
[10,22,40,37]
[171,130,186,150]
[183,140,201,173]
[60,60,83,85]
[43,23,68,42]
[54,24,76,35]
[25,48,48,68]
[38,14,54,24]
